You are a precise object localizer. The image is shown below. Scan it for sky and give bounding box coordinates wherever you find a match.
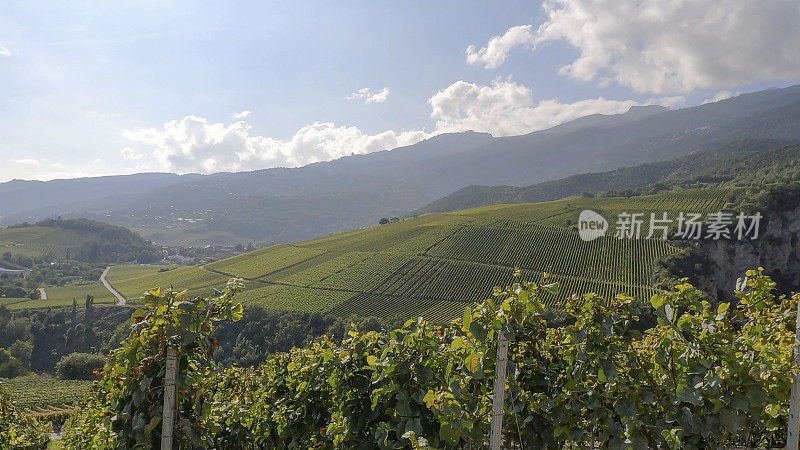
[2,0,800,182]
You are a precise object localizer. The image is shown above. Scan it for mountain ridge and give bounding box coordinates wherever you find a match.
[4,85,800,245]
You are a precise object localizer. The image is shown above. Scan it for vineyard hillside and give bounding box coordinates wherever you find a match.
[0,218,161,263]
[106,188,734,321]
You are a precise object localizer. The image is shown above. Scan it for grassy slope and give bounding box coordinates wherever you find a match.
[104,188,733,321]
[0,227,90,258]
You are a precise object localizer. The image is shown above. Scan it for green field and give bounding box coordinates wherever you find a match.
[104,188,734,321]
[0,283,118,309]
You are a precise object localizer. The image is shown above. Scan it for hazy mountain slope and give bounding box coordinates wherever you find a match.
[0,173,199,222]
[4,85,800,245]
[415,139,800,214]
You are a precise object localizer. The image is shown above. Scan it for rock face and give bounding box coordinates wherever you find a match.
[695,207,800,299]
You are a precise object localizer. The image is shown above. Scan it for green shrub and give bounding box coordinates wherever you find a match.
[55,353,106,380]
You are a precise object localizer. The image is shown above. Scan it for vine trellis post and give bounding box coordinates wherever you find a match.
[489,330,509,450]
[787,297,800,450]
[161,348,178,450]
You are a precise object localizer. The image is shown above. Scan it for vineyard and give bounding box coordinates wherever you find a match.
[0,226,97,258]
[0,375,91,423]
[61,270,800,448]
[102,188,734,320]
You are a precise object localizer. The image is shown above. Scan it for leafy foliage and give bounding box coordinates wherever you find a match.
[63,267,798,448]
[0,383,51,449]
[63,280,244,448]
[0,304,132,373]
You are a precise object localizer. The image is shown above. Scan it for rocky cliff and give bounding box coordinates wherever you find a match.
[695,207,800,299]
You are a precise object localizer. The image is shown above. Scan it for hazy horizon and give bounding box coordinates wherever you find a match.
[3,1,800,183]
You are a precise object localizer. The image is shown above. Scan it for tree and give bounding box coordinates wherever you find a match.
[84,294,94,312]
[55,353,106,380]
[0,348,27,378]
[379,218,390,225]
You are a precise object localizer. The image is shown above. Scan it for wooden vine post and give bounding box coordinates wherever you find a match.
[787,297,800,450]
[161,347,178,450]
[489,330,509,450]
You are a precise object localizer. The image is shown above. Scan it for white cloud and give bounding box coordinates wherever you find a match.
[0,46,10,56]
[122,115,428,174]
[347,87,390,104]
[13,158,40,166]
[702,90,738,104]
[365,88,390,104]
[429,79,643,136]
[123,76,685,173]
[466,25,535,69]
[121,146,145,161]
[347,88,370,100]
[650,96,686,108]
[233,110,251,119]
[468,0,800,94]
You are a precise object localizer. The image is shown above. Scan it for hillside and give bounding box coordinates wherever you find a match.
[4,85,800,246]
[103,188,733,321]
[0,218,161,264]
[416,139,800,214]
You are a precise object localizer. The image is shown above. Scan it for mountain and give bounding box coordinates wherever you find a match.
[415,139,800,214]
[0,173,200,224]
[538,104,669,136]
[4,85,800,245]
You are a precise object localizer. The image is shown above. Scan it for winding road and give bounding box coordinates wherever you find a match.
[100,266,127,305]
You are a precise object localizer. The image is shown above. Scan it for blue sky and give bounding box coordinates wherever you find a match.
[2,0,800,181]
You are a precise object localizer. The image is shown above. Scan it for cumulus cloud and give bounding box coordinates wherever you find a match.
[429,79,642,136]
[0,46,10,56]
[467,0,800,94]
[347,87,390,104]
[466,25,535,69]
[122,115,427,174]
[233,110,251,119]
[123,76,686,173]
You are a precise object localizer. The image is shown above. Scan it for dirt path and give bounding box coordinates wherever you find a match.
[100,266,126,305]
[38,287,47,300]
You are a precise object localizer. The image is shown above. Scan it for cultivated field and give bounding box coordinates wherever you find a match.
[102,188,734,321]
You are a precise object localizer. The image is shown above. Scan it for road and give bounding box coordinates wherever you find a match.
[100,266,127,306]
[38,287,47,300]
